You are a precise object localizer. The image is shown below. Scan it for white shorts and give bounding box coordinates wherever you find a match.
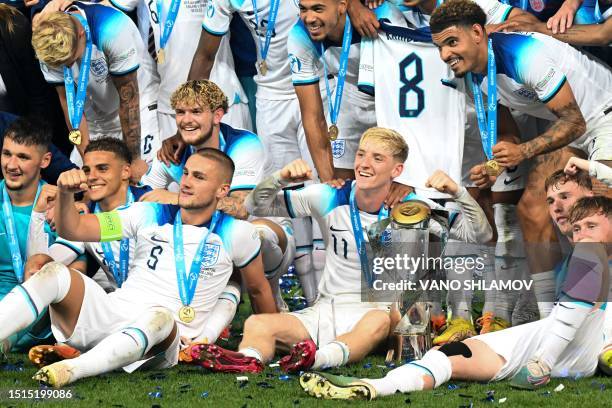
[51,273,179,371]
[158,111,177,142]
[476,305,604,381]
[574,111,612,161]
[289,298,390,347]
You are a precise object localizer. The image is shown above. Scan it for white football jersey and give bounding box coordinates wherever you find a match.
[110,0,246,114]
[480,32,612,130]
[105,202,260,339]
[40,3,158,125]
[358,2,465,198]
[202,0,300,100]
[398,0,513,27]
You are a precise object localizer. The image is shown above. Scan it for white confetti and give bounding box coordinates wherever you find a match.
[269,363,280,368]
[554,384,565,392]
[236,376,249,382]
[499,397,507,404]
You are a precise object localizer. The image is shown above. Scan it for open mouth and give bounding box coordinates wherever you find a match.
[357,170,373,178]
[449,57,461,68]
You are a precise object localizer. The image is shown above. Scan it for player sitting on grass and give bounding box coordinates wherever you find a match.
[299,195,611,400]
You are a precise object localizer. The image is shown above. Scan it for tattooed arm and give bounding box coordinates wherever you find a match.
[550,19,612,46]
[112,72,141,158]
[519,82,586,160]
[217,190,250,220]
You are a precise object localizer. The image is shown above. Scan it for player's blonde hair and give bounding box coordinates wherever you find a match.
[359,127,408,163]
[31,12,78,68]
[170,80,229,113]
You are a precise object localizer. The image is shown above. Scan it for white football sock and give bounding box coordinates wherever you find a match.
[312,341,349,370]
[67,307,175,382]
[533,270,556,318]
[238,346,264,362]
[0,286,38,342]
[493,203,525,258]
[294,252,318,306]
[312,248,326,287]
[197,282,240,344]
[446,259,472,320]
[494,257,524,321]
[481,246,496,314]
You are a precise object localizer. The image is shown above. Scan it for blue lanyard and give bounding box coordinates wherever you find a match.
[320,14,352,127]
[349,183,388,288]
[156,0,181,51]
[468,39,497,160]
[1,181,42,283]
[251,0,280,63]
[94,189,135,287]
[173,210,220,306]
[63,13,92,132]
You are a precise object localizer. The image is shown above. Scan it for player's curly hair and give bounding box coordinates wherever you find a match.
[31,12,78,68]
[430,0,487,34]
[170,80,229,113]
[359,127,408,163]
[544,169,592,193]
[568,196,611,224]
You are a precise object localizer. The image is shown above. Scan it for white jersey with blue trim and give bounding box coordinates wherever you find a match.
[202,0,300,100]
[358,2,465,198]
[287,17,373,105]
[40,3,157,118]
[480,32,612,126]
[108,202,260,339]
[245,175,492,302]
[141,122,265,191]
[397,0,513,28]
[110,0,246,114]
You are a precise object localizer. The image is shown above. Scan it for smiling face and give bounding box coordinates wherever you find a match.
[546,181,593,236]
[354,139,403,192]
[175,101,224,148]
[432,24,484,77]
[299,0,347,42]
[1,137,50,191]
[82,150,130,203]
[178,154,230,210]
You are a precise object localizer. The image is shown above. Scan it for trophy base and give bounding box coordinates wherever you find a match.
[386,329,432,364]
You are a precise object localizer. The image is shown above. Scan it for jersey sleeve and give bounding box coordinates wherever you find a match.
[473,0,513,24]
[40,63,65,85]
[202,0,234,36]
[140,158,174,189]
[99,11,140,75]
[287,22,321,86]
[227,135,265,191]
[515,49,567,104]
[447,187,493,243]
[97,202,159,241]
[228,220,261,268]
[48,239,84,265]
[109,0,139,12]
[358,37,375,96]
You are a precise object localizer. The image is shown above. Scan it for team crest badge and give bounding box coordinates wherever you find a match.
[90,58,108,77]
[529,0,545,12]
[200,243,220,268]
[331,139,345,159]
[380,229,392,247]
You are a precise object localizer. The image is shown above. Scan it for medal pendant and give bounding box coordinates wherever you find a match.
[178,305,195,323]
[68,129,82,146]
[328,124,339,141]
[484,159,502,177]
[259,60,268,76]
[157,49,165,64]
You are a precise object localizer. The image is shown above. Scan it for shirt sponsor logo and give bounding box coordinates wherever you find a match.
[235,169,256,177]
[536,68,557,90]
[288,53,302,74]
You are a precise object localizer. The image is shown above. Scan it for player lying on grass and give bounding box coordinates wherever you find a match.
[183,127,492,373]
[0,149,266,388]
[299,195,611,400]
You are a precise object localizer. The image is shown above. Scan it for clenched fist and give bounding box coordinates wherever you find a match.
[57,169,89,194]
[279,159,313,184]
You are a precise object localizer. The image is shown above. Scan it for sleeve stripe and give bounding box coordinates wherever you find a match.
[202,24,227,37]
[501,6,513,22]
[283,190,296,218]
[236,247,261,268]
[110,65,140,76]
[540,76,567,103]
[293,78,320,86]
[230,185,255,192]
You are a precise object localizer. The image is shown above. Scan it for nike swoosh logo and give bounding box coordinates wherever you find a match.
[330,226,348,232]
[504,176,521,185]
[151,234,169,243]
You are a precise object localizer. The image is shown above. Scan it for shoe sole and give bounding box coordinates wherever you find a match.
[299,372,371,400]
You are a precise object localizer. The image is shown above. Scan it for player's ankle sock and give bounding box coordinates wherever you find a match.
[446,260,473,321]
[537,302,591,368]
[532,271,555,318]
[67,307,175,381]
[238,347,264,362]
[197,282,240,343]
[294,252,318,305]
[312,341,349,370]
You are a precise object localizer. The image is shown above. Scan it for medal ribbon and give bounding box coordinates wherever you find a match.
[173,210,220,307]
[156,0,181,53]
[94,189,134,287]
[320,14,352,128]
[2,181,42,283]
[468,39,497,160]
[349,183,388,288]
[251,0,280,65]
[63,13,92,133]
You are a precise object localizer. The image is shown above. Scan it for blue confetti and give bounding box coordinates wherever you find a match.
[201,392,209,398]
[148,391,162,399]
[363,362,372,369]
[279,375,291,381]
[540,391,551,397]
[447,384,459,390]
[385,362,396,368]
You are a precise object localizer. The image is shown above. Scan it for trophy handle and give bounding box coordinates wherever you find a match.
[385,301,403,364]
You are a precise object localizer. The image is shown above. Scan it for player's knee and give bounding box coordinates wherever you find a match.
[146,307,175,334]
[364,312,391,340]
[243,314,270,336]
[36,261,70,280]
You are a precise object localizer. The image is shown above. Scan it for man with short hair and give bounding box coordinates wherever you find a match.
[186,127,492,374]
[300,194,610,400]
[0,149,265,388]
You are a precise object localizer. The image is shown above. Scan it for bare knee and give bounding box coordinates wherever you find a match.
[243,314,274,337]
[363,312,391,341]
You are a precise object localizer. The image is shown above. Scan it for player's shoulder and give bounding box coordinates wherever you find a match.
[302,182,351,214]
[130,184,153,201]
[76,1,132,33]
[221,123,263,153]
[215,212,257,241]
[116,201,179,226]
[288,19,317,51]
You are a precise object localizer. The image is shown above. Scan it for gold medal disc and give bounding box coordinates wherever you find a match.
[259,60,268,76]
[328,124,339,141]
[484,159,502,177]
[157,48,165,64]
[68,129,82,146]
[391,201,431,227]
[178,305,195,323]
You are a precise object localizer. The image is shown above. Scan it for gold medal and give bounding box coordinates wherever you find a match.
[391,201,431,227]
[328,124,339,141]
[178,305,195,323]
[157,48,165,64]
[259,60,268,76]
[484,159,503,177]
[68,129,82,146]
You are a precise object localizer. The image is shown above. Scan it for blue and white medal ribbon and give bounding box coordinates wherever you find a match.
[155,0,181,63]
[349,183,389,289]
[94,189,135,287]
[468,39,497,161]
[1,181,42,283]
[251,0,280,75]
[63,13,92,145]
[173,209,220,323]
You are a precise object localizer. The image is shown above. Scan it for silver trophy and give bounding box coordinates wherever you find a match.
[366,200,449,363]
